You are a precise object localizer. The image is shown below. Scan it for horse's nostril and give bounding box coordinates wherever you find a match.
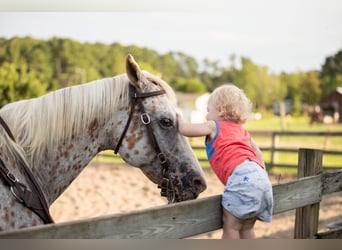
[193,177,207,193]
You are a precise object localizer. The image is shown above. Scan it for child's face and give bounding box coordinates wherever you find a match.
[206,98,221,121]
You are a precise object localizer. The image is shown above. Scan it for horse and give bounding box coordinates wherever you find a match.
[0,54,207,232]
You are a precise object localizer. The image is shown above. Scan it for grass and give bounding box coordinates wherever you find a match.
[244,112,342,132]
[92,113,342,175]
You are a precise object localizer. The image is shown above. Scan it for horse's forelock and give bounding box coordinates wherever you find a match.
[142,71,177,106]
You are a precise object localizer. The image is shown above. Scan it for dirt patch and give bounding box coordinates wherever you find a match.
[50,163,342,239]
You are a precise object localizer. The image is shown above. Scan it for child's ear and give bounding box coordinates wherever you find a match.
[217,106,226,117]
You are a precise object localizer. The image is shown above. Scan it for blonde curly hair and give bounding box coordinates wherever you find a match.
[209,84,252,124]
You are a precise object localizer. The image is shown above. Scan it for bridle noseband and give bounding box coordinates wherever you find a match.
[114,84,178,203]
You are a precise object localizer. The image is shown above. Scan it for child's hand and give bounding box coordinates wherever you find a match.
[176,111,184,132]
[176,109,184,122]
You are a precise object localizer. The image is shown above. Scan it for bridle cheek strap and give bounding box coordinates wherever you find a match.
[114,84,177,203]
[114,84,165,154]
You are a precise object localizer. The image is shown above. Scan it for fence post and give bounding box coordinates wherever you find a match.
[294,148,323,239]
[270,132,277,168]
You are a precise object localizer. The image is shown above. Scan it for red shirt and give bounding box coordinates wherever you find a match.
[205,120,264,184]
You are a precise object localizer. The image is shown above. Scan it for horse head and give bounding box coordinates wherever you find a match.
[112,54,207,202]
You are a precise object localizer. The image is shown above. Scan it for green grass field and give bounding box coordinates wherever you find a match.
[92,113,342,175]
[244,112,342,132]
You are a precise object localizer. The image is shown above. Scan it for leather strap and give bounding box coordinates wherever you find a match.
[114,84,166,154]
[0,116,54,224]
[113,84,177,203]
[0,116,15,141]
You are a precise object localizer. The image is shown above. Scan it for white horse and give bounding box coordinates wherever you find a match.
[0,54,207,232]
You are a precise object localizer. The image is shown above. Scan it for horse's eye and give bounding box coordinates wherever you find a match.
[160,118,173,127]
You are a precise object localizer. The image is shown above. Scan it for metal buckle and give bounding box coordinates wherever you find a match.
[158,153,167,164]
[167,189,176,204]
[158,177,176,203]
[7,172,18,183]
[10,186,24,203]
[140,113,151,125]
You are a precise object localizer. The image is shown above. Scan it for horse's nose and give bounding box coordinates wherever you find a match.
[193,176,207,194]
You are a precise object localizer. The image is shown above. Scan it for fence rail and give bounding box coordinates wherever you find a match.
[93,131,342,170]
[194,131,342,170]
[0,149,341,239]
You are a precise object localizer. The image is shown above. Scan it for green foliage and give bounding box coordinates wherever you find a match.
[301,70,321,105]
[320,49,342,97]
[0,36,341,113]
[174,77,207,93]
[0,62,47,107]
[234,57,276,110]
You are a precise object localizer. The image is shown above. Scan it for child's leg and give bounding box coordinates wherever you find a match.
[222,208,257,239]
[239,217,257,239]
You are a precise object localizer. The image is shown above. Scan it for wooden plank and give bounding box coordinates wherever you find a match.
[273,131,342,136]
[272,175,322,214]
[294,149,323,239]
[321,169,342,194]
[251,131,342,137]
[0,195,223,239]
[0,170,340,239]
[316,227,342,239]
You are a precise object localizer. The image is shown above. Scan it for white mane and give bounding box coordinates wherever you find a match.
[0,71,176,166]
[1,74,129,165]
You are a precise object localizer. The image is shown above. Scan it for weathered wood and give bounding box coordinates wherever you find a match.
[321,170,342,194]
[316,227,342,239]
[0,195,223,239]
[272,131,342,137]
[272,175,322,214]
[294,149,323,239]
[1,169,340,239]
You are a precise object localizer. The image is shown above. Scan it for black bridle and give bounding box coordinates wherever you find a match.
[0,116,54,224]
[114,84,178,203]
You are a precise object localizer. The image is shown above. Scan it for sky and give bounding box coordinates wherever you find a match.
[0,0,341,73]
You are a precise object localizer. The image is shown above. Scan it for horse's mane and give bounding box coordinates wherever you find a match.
[0,71,176,166]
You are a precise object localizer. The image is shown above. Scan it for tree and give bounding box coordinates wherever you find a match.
[235,57,273,111]
[301,70,321,105]
[320,49,342,97]
[0,62,47,107]
[174,77,207,93]
[0,62,18,106]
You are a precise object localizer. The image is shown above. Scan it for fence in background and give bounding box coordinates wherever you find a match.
[93,131,342,170]
[191,131,342,170]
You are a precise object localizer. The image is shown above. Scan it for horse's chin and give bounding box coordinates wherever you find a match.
[174,189,199,202]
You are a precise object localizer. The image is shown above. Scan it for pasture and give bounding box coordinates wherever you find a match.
[94,113,342,175]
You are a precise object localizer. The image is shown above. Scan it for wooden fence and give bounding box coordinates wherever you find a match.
[189,131,342,170]
[93,131,342,170]
[0,148,341,239]
[251,131,342,170]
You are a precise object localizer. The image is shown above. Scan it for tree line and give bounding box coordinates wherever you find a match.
[0,36,341,114]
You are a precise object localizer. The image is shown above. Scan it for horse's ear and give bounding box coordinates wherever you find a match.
[126,54,145,89]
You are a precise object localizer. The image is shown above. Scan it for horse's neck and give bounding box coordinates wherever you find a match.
[36,111,123,204]
[36,135,101,204]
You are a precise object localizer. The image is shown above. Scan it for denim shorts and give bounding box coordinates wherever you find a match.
[221,159,273,222]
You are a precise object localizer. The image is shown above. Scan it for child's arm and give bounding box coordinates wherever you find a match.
[177,113,216,138]
[250,137,265,167]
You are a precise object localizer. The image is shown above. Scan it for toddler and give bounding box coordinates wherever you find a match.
[177,84,273,239]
